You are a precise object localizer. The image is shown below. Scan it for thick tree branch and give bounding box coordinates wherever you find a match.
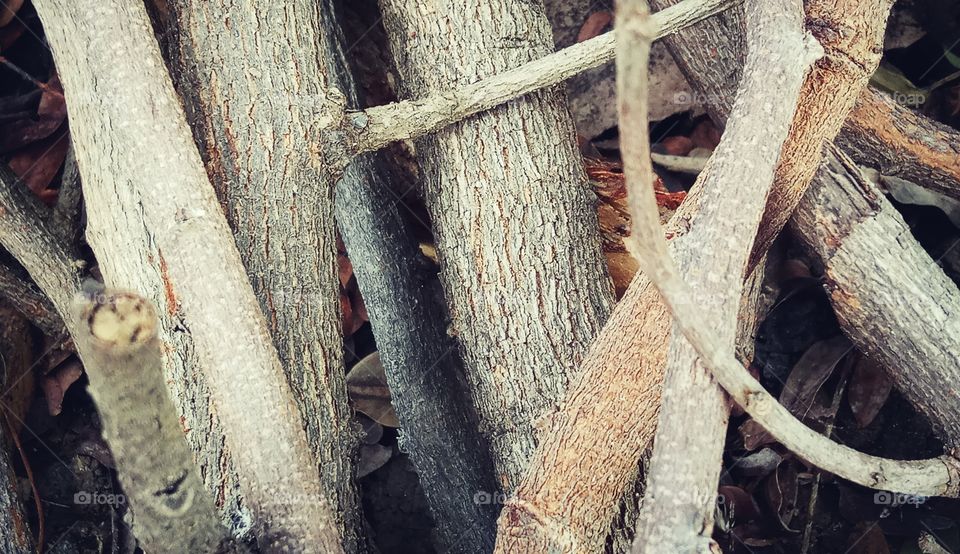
[629,1,822,550]
[791,144,960,448]
[838,86,960,201]
[158,1,367,548]
[321,1,500,551]
[71,290,229,553]
[746,0,895,269]
[32,1,342,550]
[379,0,614,491]
[348,0,741,155]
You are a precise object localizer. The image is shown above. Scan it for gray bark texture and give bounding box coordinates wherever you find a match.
[378,0,614,491]
[322,2,502,552]
[32,1,342,550]
[633,1,817,550]
[71,290,228,553]
[154,1,365,550]
[791,145,960,448]
[650,0,960,449]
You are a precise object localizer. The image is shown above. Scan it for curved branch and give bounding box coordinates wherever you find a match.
[616,2,960,538]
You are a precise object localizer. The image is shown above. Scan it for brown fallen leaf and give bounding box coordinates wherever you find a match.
[0,73,66,153]
[346,352,399,428]
[576,11,612,43]
[763,460,799,533]
[8,124,69,201]
[847,354,893,428]
[40,357,83,416]
[358,444,393,478]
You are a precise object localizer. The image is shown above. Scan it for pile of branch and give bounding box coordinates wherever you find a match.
[0,0,957,551]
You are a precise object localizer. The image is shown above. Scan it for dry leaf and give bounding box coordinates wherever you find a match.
[40,357,83,416]
[346,352,399,427]
[576,11,612,43]
[0,0,24,28]
[358,444,393,478]
[847,354,893,428]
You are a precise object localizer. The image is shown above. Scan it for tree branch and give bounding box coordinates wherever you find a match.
[348,0,741,155]
[159,1,368,547]
[838,86,960,202]
[378,0,614,492]
[321,1,500,549]
[32,1,342,550]
[614,15,959,554]
[791,144,960,448]
[0,164,81,320]
[71,290,229,553]
[653,0,960,471]
[626,1,823,550]
[0,250,68,343]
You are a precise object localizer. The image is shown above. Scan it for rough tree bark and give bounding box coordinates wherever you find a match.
[837,87,960,201]
[791,145,960,448]
[32,1,341,550]
[320,1,502,552]
[155,2,366,548]
[651,0,960,453]
[632,1,821,550]
[378,0,614,489]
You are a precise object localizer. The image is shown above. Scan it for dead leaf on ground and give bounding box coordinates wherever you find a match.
[779,335,853,419]
[847,354,894,428]
[8,124,68,201]
[575,11,612,43]
[358,444,393,478]
[346,352,399,428]
[0,0,24,28]
[763,460,799,532]
[40,357,83,416]
[0,73,66,153]
[847,521,890,554]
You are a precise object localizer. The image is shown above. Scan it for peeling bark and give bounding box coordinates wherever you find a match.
[837,87,960,202]
[378,0,614,490]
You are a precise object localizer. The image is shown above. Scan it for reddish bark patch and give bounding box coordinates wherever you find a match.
[158,251,178,316]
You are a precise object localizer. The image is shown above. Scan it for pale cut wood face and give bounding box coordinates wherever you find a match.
[83,291,158,350]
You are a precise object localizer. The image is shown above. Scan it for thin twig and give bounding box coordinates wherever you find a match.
[348,0,742,155]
